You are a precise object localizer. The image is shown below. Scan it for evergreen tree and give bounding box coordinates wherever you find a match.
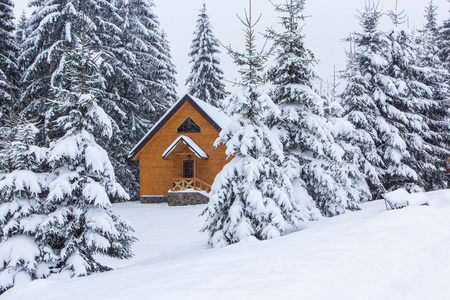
[409,3,450,190]
[418,1,440,70]
[155,30,178,107]
[19,0,101,134]
[102,0,177,201]
[384,7,450,191]
[342,4,449,194]
[202,1,317,248]
[341,4,394,198]
[437,1,450,71]
[381,9,429,191]
[110,0,175,118]
[0,111,51,293]
[0,0,18,124]
[15,11,28,47]
[186,3,226,106]
[267,0,369,215]
[423,0,438,34]
[39,21,135,276]
[20,0,177,200]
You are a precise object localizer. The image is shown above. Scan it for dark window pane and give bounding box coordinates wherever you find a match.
[177,117,200,133]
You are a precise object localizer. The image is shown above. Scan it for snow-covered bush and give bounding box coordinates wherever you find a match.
[0,117,52,293]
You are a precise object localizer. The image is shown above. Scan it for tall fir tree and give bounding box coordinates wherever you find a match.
[111,0,176,118]
[186,3,226,106]
[409,2,450,189]
[423,0,438,34]
[267,0,369,216]
[342,3,449,195]
[418,1,441,73]
[437,1,450,72]
[20,0,178,200]
[203,0,318,248]
[39,19,136,277]
[102,0,178,201]
[384,7,449,191]
[15,11,28,48]
[19,0,103,135]
[155,30,178,107]
[436,0,450,151]
[0,0,18,124]
[340,4,389,198]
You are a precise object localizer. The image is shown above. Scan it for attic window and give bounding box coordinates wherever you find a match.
[177,117,200,133]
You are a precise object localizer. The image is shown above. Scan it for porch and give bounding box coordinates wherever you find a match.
[172,177,211,193]
[163,135,212,194]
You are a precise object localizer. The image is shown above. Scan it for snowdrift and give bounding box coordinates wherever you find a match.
[3,190,450,300]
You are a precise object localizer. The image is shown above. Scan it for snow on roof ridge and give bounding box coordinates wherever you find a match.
[129,94,230,159]
[187,94,230,129]
[162,135,209,160]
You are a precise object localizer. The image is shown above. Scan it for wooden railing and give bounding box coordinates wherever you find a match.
[172,178,211,193]
[196,178,211,193]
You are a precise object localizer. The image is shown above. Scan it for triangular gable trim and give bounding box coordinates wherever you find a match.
[162,136,209,160]
[129,94,223,160]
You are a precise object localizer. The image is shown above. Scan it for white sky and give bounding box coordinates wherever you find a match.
[13,0,450,95]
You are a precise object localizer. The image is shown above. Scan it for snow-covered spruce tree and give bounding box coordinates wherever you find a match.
[101,0,177,202]
[267,0,369,215]
[101,0,177,201]
[340,4,393,198]
[380,9,428,191]
[342,4,449,194]
[39,22,135,276]
[437,2,450,72]
[154,29,178,107]
[20,0,176,200]
[383,7,450,191]
[186,3,226,106]
[423,0,438,35]
[110,0,176,122]
[406,4,450,190]
[0,0,19,124]
[20,0,67,108]
[19,0,106,138]
[417,1,442,77]
[202,1,317,248]
[15,11,28,49]
[413,0,450,173]
[0,112,50,293]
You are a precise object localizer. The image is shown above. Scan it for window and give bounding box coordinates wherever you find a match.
[177,117,200,133]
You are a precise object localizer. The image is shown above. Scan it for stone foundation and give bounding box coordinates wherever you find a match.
[140,196,168,204]
[168,191,210,206]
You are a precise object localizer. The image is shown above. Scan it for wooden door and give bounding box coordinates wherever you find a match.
[183,160,194,178]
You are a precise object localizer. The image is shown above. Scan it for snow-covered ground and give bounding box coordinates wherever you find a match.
[4,190,450,300]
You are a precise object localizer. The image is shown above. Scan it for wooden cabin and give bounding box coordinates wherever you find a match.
[129,94,230,205]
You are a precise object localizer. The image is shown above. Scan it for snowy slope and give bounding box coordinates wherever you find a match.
[3,191,450,300]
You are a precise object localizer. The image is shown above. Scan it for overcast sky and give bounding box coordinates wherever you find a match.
[13,0,450,95]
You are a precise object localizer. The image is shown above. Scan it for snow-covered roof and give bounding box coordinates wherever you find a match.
[129,94,230,160]
[188,95,230,129]
[162,136,209,160]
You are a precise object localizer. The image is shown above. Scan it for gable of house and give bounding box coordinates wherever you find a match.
[130,94,230,203]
